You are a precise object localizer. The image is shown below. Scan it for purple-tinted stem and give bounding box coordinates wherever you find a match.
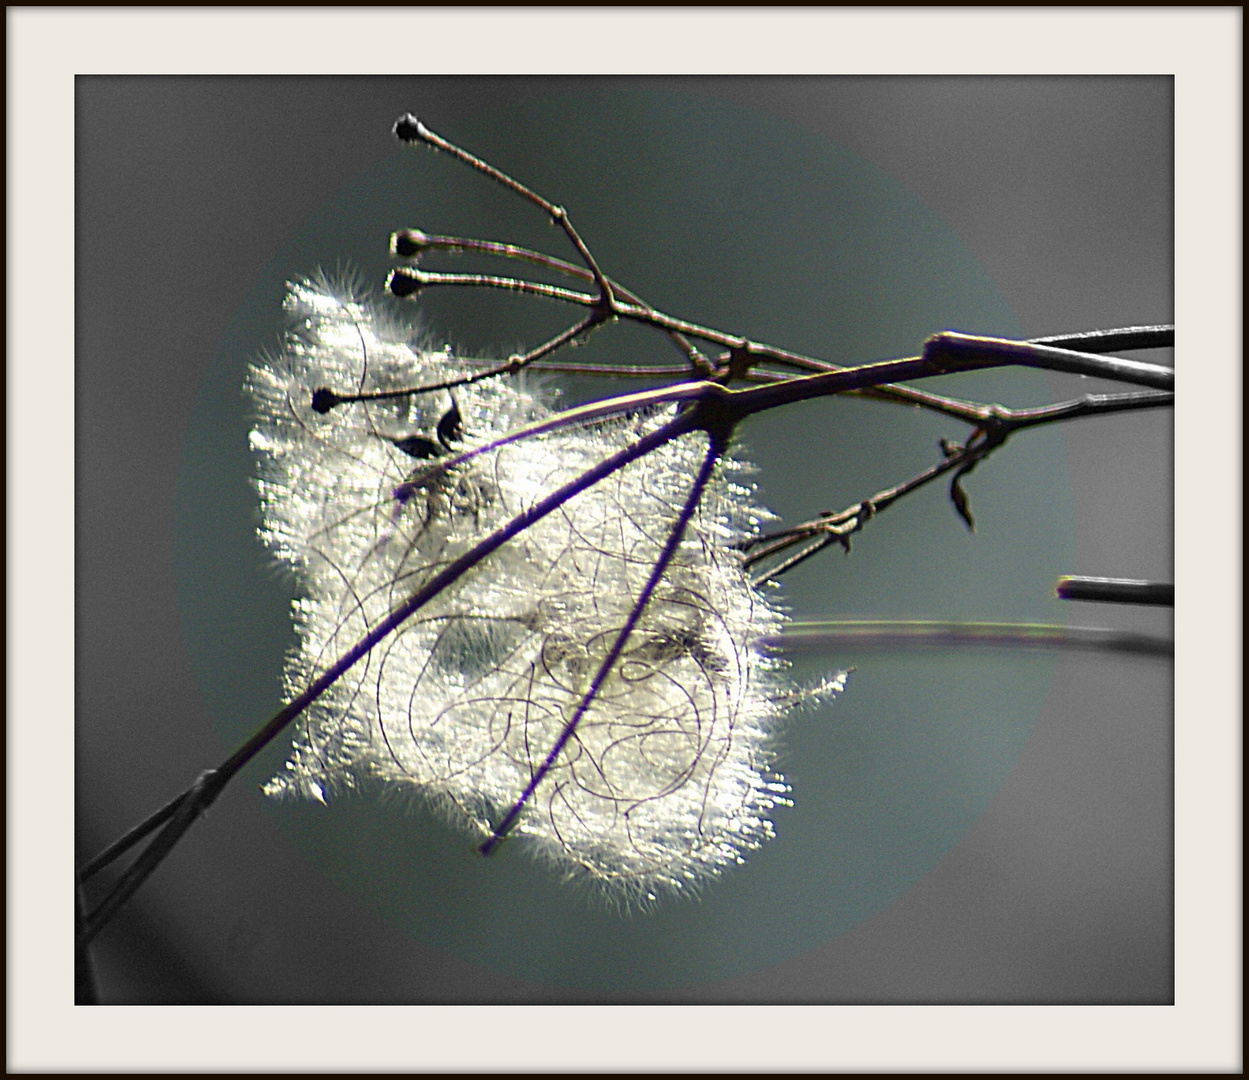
[402,346,992,496]
[216,414,694,787]
[400,331,1174,507]
[80,411,695,946]
[394,381,710,502]
[480,437,722,856]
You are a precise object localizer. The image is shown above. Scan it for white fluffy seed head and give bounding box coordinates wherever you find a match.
[246,273,832,903]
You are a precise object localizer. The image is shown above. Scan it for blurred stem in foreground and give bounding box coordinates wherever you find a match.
[774,620,1172,659]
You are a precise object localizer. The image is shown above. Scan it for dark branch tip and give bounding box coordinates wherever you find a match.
[311,388,342,414]
[393,114,427,142]
[479,810,521,856]
[390,229,429,258]
[387,268,425,298]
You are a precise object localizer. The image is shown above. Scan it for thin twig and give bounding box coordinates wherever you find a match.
[743,387,1174,583]
[77,794,183,881]
[924,332,1173,391]
[391,228,711,372]
[1032,326,1174,353]
[394,120,1178,423]
[771,620,1173,658]
[1056,577,1174,606]
[479,435,723,854]
[75,882,99,1004]
[79,411,696,945]
[456,359,717,382]
[389,266,594,307]
[392,230,1175,366]
[83,116,1177,956]
[80,773,222,951]
[389,252,1175,415]
[395,115,617,314]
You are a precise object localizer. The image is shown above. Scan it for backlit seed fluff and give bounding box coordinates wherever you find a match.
[246,273,838,903]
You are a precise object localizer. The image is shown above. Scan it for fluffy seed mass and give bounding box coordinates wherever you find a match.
[247,274,815,900]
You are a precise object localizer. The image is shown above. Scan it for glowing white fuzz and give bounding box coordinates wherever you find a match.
[247,275,809,899]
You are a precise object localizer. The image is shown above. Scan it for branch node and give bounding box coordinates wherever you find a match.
[727,340,760,381]
[690,382,739,453]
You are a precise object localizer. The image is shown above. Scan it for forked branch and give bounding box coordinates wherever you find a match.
[744,385,1174,583]
[79,116,1175,955]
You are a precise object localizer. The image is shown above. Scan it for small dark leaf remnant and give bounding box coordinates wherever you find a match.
[950,466,976,532]
[437,397,464,450]
[391,434,445,460]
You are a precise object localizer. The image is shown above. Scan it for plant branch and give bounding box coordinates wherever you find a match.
[80,772,223,952]
[389,265,595,307]
[75,882,99,1004]
[77,795,183,882]
[479,434,723,855]
[391,119,1177,425]
[458,359,716,382]
[1032,325,1174,353]
[771,620,1173,658]
[79,410,697,945]
[391,228,712,373]
[82,116,1177,959]
[923,332,1173,391]
[316,304,609,416]
[85,331,1079,938]
[394,115,617,316]
[388,242,1175,415]
[743,386,1173,583]
[1056,577,1174,606]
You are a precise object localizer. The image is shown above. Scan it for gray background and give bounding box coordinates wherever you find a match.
[76,76,1173,1003]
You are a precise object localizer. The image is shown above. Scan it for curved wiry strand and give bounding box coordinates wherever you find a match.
[246,276,831,901]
